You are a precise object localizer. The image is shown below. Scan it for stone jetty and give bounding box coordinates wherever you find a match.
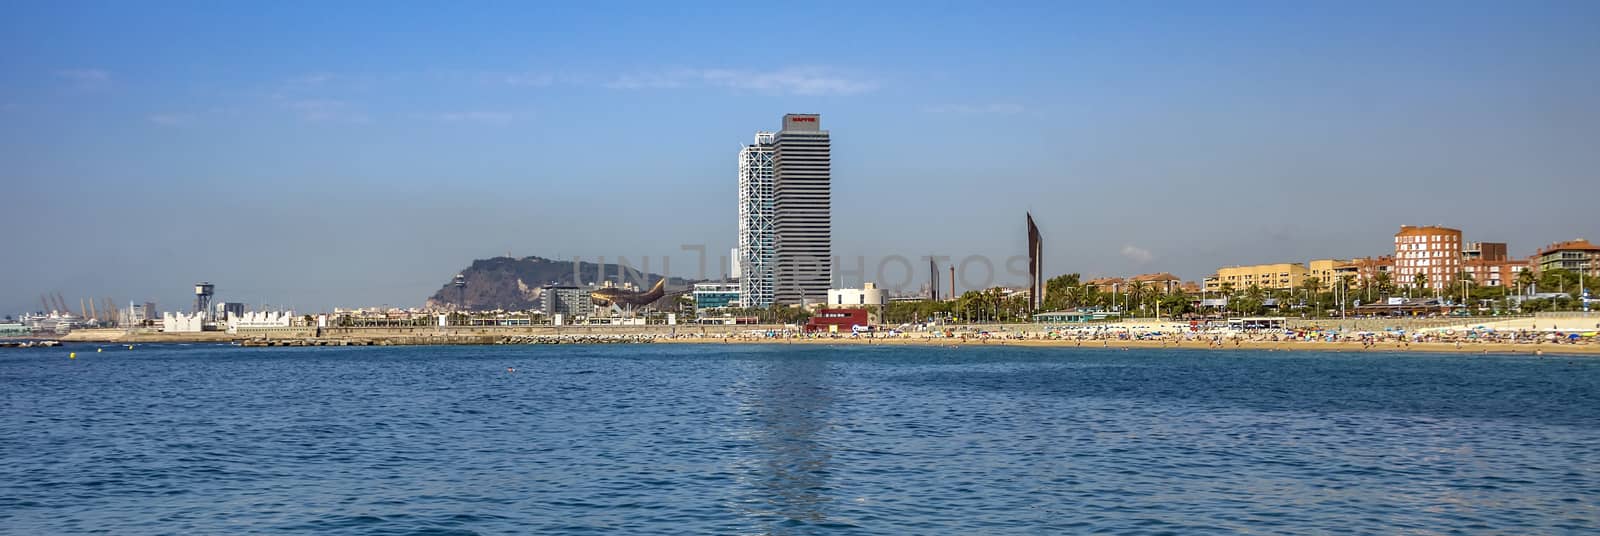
[497,334,657,345]
[235,333,658,347]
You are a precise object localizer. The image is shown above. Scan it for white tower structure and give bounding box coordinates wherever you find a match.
[738,131,777,308]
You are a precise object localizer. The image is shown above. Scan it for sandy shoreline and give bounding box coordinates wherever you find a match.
[655,336,1600,355]
[39,327,1599,356]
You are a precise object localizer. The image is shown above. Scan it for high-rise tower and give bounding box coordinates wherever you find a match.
[737,132,776,308]
[1027,213,1044,311]
[772,114,831,305]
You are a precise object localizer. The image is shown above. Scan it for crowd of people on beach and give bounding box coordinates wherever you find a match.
[647,322,1599,351]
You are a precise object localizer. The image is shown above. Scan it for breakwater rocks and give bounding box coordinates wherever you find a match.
[498,334,658,345]
[239,339,377,347]
[1,340,63,348]
[235,333,660,347]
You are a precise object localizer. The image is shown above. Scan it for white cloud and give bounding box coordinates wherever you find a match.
[1121,245,1155,264]
[606,67,878,96]
[924,103,1025,115]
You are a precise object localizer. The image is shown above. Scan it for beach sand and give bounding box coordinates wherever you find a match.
[656,335,1600,355]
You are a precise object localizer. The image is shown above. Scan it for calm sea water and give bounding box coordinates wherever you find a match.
[2,343,1597,535]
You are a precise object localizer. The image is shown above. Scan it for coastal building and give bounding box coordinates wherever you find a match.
[804,308,869,332]
[1207,263,1310,292]
[226,311,297,335]
[126,302,154,324]
[1308,259,1350,287]
[218,302,246,320]
[1085,277,1124,294]
[827,282,887,308]
[771,114,831,305]
[1463,258,1522,287]
[1330,262,1362,287]
[1463,242,1508,262]
[20,312,74,333]
[737,131,776,307]
[1032,310,1120,323]
[1535,239,1600,277]
[1128,272,1183,293]
[1344,256,1395,285]
[0,323,28,337]
[1393,225,1462,290]
[162,312,206,333]
[692,283,741,312]
[539,285,594,319]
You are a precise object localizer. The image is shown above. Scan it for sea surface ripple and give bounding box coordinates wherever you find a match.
[2,344,1597,534]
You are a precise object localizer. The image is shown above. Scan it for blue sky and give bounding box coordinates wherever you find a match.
[3,1,1597,313]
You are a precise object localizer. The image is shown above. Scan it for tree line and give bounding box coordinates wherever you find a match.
[873,268,1599,324]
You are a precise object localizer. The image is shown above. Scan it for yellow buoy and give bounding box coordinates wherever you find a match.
[97,348,102,353]
[69,352,76,359]
[127,345,133,350]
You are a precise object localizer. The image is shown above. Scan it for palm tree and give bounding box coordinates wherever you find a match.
[1127,281,1147,317]
[1374,271,1395,296]
[1160,288,1192,318]
[1219,282,1236,315]
[1235,284,1267,316]
[1045,273,1082,311]
[1454,270,1475,306]
[1065,285,1088,309]
[1302,277,1324,316]
[1516,269,1537,296]
[1338,274,1356,315]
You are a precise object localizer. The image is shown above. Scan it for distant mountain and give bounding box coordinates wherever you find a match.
[424,256,689,311]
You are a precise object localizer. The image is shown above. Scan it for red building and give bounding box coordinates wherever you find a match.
[1393,225,1463,290]
[805,309,869,332]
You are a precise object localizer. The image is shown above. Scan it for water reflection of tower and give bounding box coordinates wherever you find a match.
[735,356,837,531]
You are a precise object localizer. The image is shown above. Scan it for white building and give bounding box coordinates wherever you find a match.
[738,131,777,308]
[827,282,886,308]
[162,312,206,333]
[226,311,295,334]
